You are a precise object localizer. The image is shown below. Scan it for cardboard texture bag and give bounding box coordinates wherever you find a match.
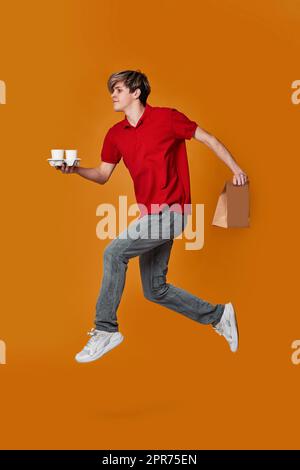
[212,181,250,228]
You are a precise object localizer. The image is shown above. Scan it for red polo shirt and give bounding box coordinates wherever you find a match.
[101,103,198,218]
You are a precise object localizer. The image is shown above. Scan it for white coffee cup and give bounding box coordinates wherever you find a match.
[65,150,77,166]
[65,149,77,161]
[51,149,64,160]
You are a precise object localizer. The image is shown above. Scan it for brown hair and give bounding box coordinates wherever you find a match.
[107,69,151,106]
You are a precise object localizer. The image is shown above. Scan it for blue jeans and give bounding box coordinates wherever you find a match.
[95,207,224,332]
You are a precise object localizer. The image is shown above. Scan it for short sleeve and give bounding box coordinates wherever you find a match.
[171,108,198,140]
[101,128,122,164]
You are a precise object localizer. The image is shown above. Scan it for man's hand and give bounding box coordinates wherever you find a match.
[232,169,248,186]
[56,161,78,174]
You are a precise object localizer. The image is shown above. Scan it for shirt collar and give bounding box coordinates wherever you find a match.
[123,103,152,129]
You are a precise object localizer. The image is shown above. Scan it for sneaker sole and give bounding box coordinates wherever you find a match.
[228,302,239,352]
[75,334,124,363]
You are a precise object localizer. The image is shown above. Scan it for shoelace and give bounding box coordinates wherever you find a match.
[214,320,233,341]
[213,325,223,335]
[213,321,224,334]
[84,328,111,353]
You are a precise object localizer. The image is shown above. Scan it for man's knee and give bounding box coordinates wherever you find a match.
[143,275,169,301]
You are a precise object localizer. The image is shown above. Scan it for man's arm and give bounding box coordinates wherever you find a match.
[57,161,116,184]
[193,126,248,186]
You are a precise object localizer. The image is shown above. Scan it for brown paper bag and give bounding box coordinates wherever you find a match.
[212,180,250,228]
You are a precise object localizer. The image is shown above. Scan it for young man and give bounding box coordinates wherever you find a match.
[57,70,248,363]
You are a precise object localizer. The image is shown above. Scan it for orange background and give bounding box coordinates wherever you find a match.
[0,0,299,450]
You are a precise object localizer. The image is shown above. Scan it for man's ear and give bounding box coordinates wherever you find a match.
[134,88,141,99]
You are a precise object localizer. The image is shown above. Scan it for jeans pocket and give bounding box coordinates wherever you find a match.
[171,212,186,238]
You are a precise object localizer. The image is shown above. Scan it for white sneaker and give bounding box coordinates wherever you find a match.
[212,302,239,352]
[75,328,124,363]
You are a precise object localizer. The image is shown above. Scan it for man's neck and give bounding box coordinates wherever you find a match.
[124,102,145,127]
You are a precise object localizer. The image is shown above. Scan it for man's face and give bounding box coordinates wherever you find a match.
[110,81,139,111]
